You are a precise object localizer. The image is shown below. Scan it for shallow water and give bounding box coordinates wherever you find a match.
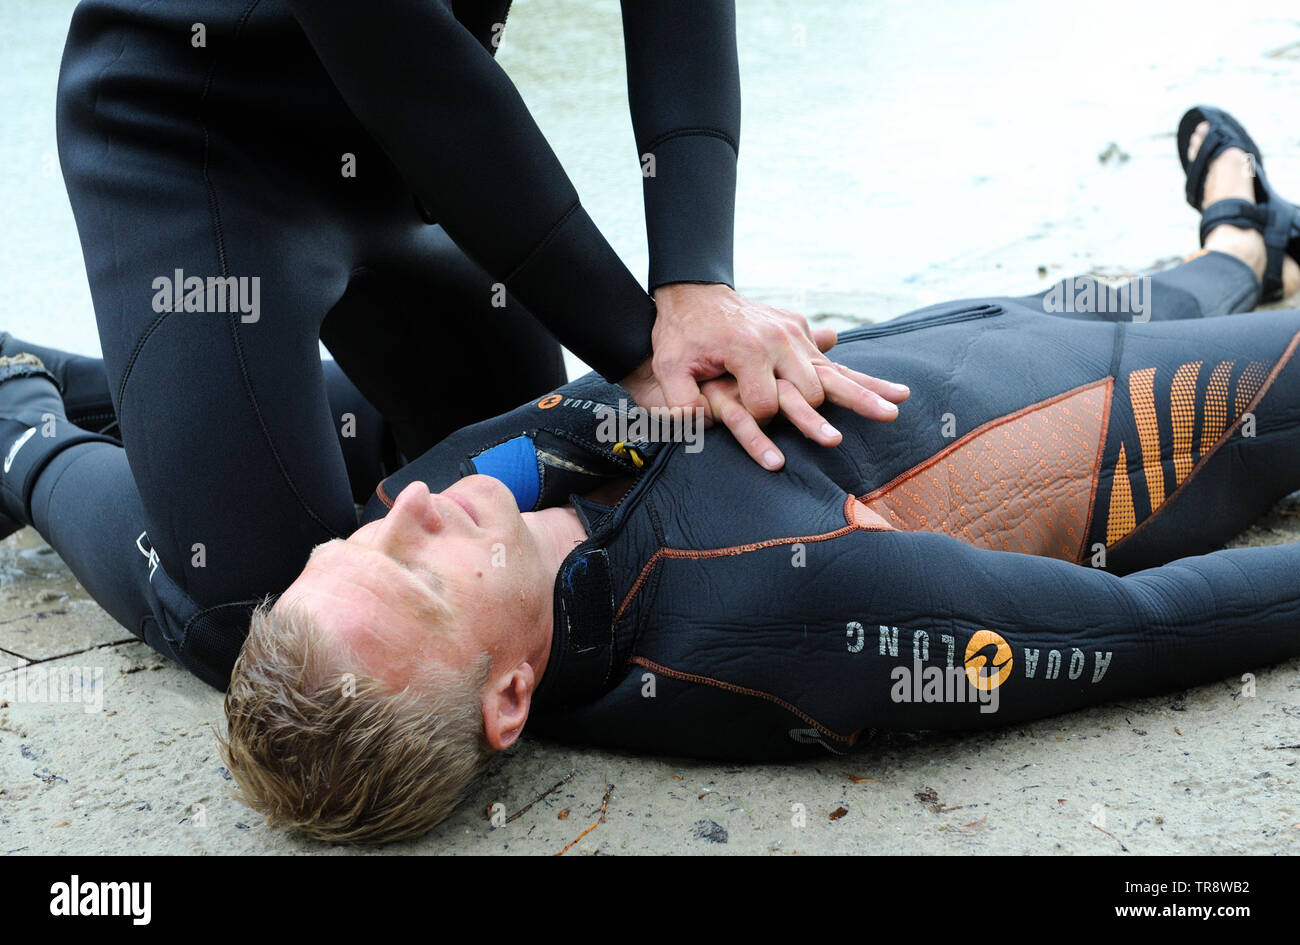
[3,0,1299,365]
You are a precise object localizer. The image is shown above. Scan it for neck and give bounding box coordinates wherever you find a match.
[525,503,589,574]
[520,504,588,679]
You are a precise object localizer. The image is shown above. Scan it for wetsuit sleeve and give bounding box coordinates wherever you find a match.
[621,0,740,290]
[283,0,655,381]
[827,527,1300,732]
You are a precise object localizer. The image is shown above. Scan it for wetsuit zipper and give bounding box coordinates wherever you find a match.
[837,303,1004,341]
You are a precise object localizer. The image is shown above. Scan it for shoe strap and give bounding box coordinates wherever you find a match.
[1260,199,1294,302]
[1185,125,1236,209]
[1199,198,1267,246]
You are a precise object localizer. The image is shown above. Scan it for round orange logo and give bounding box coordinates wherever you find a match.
[964,629,1013,691]
[537,394,562,410]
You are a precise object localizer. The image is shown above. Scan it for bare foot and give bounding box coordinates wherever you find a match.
[1188,120,1300,298]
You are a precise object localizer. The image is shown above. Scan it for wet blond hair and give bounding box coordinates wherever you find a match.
[219,597,492,844]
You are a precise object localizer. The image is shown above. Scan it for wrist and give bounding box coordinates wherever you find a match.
[653,281,731,304]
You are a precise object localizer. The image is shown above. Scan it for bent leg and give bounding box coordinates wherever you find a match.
[24,440,176,662]
[58,138,358,685]
[0,334,392,504]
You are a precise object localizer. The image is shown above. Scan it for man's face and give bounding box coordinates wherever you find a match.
[278,475,544,690]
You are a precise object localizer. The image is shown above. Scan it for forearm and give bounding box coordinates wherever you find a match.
[622,0,740,289]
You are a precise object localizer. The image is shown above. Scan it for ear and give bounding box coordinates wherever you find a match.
[481,662,537,751]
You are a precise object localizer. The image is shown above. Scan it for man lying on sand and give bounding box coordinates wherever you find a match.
[3,106,1300,843]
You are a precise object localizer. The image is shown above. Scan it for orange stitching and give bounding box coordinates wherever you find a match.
[614,521,864,624]
[375,480,395,510]
[629,656,856,745]
[614,550,666,625]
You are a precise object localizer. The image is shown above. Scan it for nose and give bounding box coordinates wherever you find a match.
[377,480,445,543]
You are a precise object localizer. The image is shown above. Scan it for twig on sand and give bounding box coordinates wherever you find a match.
[556,782,613,856]
[1092,821,1130,852]
[959,814,988,833]
[504,770,575,826]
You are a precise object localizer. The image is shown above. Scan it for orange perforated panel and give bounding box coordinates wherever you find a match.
[1106,442,1136,545]
[1128,367,1165,509]
[860,381,1109,561]
[1202,360,1233,452]
[1170,361,1201,485]
[1236,360,1267,415]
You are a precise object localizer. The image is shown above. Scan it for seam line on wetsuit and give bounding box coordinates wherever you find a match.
[615,522,860,624]
[628,657,855,745]
[859,378,1111,505]
[113,0,259,419]
[115,312,171,420]
[1076,377,1116,564]
[502,200,582,286]
[642,127,739,155]
[91,11,141,418]
[69,410,115,426]
[1107,322,1126,380]
[89,8,135,417]
[188,0,342,539]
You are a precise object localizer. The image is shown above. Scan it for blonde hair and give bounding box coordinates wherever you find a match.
[219,597,492,844]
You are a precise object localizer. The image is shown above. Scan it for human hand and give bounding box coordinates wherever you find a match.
[619,283,909,470]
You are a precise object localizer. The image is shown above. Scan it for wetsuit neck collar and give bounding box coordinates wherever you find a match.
[532,460,671,713]
[532,538,617,712]
[570,494,614,533]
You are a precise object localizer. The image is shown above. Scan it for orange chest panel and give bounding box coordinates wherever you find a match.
[858,379,1112,562]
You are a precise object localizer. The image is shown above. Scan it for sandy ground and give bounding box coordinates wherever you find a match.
[2,1,1300,855]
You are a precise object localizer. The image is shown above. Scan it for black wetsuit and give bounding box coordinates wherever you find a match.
[362,251,1300,759]
[41,0,740,684]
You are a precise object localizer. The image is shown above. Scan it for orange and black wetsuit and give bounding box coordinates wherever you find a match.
[368,250,1300,759]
